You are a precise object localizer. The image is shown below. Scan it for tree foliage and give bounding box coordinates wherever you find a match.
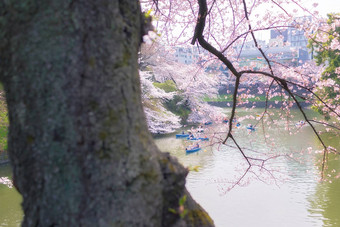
[139,41,223,133]
[0,91,8,152]
[309,13,340,120]
[142,0,340,180]
[154,80,178,93]
[164,95,192,125]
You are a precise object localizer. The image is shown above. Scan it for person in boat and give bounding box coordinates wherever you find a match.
[182,130,185,134]
[247,124,255,132]
[195,143,200,148]
[197,125,204,132]
[295,120,305,127]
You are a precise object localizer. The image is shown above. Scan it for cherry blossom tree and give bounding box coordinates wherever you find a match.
[139,42,224,133]
[0,177,13,188]
[141,0,340,182]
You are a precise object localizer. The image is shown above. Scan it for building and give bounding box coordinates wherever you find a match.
[269,16,311,49]
[173,46,200,65]
[234,40,267,51]
[266,16,312,62]
[270,29,289,42]
[237,46,300,67]
[288,16,312,48]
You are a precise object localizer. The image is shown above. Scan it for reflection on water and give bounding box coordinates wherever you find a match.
[0,109,339,227]
[308,144,340,227]
[0,164,23,227]
[155,109,340,227]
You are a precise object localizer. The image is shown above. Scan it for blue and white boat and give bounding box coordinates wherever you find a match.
[246,126,255,131]
[186,147,201,154]
[187,137,200,141]
[176,134,189,138]
[199,137,209,141]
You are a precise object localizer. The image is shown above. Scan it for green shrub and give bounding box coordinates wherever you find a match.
[0,93,8,152]
[153,80,177,93]
[164,95,191,124]
[0,126,8,151]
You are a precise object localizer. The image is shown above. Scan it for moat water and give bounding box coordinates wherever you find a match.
[1,109,339,226]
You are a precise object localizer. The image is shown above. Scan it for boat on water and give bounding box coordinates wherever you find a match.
[246,126,255,131]
[187,135,209,141]
[187,137,200,140]
[295,120,306,127]
[176,134,189,138]
[197,126,204,132]
[199,137,209,141]
[186,147,201,154]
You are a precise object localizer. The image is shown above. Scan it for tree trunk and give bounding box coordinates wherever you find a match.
[0,1,213,226]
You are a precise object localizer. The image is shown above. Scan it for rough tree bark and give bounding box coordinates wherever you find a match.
[0,1,213,226]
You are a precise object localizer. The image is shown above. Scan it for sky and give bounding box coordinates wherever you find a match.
[311,0,340,16]
[150,0,340,44]
[272,0,340,16]
[257,0,340,41]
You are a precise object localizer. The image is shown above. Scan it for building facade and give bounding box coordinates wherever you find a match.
[173,46,200,65]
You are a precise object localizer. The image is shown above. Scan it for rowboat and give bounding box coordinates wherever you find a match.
[186,147,201,154]
[246,126,255,131]
[176,134,189,138]
[187,137,200,140]
[199,137,209,141]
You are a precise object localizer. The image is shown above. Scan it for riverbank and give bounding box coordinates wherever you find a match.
[0,152,9,165]
[207,101,310,108]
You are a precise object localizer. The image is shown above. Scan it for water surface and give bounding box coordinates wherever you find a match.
[155,109,340,227]
[0,109,339,226]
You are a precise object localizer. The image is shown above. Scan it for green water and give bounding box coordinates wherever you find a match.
[0,165,22,227]
[155,108,340,227]
[0,109,339,226]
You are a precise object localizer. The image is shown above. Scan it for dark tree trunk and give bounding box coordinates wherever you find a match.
[0,1,213,226]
